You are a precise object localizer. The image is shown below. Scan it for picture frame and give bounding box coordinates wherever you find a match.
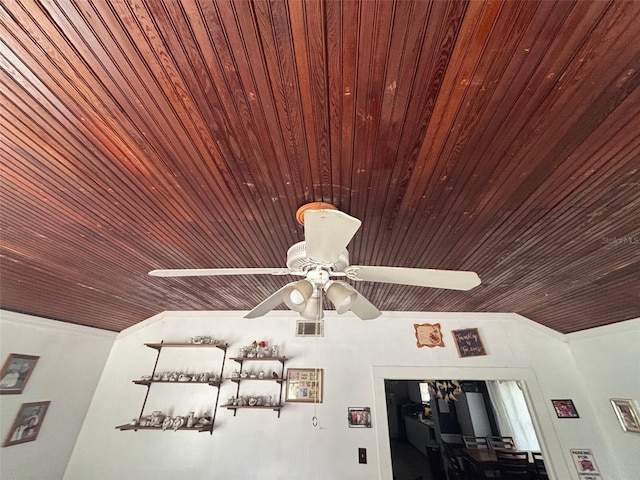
[0,354,40,395]
[348,407,372,428]
[610,398,640,433]
[451,328,487,357]
[413,323,444,348]
[3,401,50,447]
[552,399,579,418]
[285,368,323,403]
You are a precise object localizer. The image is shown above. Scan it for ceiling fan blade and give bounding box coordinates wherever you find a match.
[149,268,293,277]
[304,209,361,263]
[345,266,481,291]
[349,291,382,320]
[244,283,293,318]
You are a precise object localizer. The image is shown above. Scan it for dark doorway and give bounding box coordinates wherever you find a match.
[385,379,504,480]
[385,379,445,480]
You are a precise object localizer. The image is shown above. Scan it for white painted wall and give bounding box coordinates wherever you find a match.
[567,318,640,480]
[0,310,115,480]
[63,310,629,480]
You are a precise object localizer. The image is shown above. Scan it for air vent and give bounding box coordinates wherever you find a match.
[296,319,324,337]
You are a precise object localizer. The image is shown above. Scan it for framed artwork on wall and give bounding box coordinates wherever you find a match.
[348,407,372,428]
[285,368,323,403]
[451,328,487,357]
[413,323,444,348]
[610,398,640,433]
[551,399,579,418]
[3,401,50,447]
[0,354,40,395]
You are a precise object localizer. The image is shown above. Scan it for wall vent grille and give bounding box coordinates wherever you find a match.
[296,320,324,337]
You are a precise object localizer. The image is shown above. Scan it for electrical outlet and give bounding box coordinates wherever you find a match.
[358,447,367,464]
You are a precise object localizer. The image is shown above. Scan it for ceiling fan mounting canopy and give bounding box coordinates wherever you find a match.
[149,203,481,320]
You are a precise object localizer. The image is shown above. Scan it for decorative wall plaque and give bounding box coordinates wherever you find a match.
[414,323,444,348]
[451,328,487,357]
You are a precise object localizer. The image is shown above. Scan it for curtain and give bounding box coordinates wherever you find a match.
[486,380,540,451]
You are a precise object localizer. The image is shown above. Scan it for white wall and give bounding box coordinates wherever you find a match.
[567,318,640,480]
[63,310,628,480]
[0,311,115,480]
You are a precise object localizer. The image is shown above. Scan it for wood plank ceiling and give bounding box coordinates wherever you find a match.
[1,0,639,333]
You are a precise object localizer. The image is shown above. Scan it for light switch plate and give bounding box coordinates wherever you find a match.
[358,447,367,464]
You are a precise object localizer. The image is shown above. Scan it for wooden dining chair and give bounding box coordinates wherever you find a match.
[442,442,466,480]
[487,435,515,450]
[463,435,489,449]
[532,452,549,480]
[495,450,530,479]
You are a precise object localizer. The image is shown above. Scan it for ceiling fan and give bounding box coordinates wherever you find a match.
[150,203,480,320]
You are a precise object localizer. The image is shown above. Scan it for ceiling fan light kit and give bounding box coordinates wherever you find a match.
[282,280,314,312]
[325,281,358,314]
[150,203,481,320]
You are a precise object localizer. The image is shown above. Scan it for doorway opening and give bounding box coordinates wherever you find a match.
[385,379,541,480]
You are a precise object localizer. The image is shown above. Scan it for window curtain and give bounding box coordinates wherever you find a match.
[486,380,540,451]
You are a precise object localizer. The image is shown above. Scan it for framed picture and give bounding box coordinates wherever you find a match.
[348,407,372,428]
[451,328,487,357]
[285,368,323,403]
[414,323,444,348]
[0,354,40,395]
[610,398,640,433]
[552,399,579,418]
[3,401,50,447]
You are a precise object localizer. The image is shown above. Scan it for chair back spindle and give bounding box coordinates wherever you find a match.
[488,435,515,450]
[463,435,489,449]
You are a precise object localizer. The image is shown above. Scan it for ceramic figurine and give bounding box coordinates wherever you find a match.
[162,417,173,431]
[173,416,184,431]
[187,412,195,428]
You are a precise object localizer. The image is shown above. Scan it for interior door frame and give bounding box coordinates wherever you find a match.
[372,365,569,480]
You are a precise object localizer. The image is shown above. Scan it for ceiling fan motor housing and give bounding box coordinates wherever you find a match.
[286,241,349,273]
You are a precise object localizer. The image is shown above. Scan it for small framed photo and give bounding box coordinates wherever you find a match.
[348,407,372,428]
[3,401,50,447]
[285,368,323,403]
[552,399,579,418]
[610,398,640,433]
[0,354,40,395]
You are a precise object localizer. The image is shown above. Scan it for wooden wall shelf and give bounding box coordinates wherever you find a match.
[116,341,227,434]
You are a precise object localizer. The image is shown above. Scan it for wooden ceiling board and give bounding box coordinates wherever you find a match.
[1,0,638,333]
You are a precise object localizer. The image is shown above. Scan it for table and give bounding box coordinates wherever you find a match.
[462,448,499,478]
